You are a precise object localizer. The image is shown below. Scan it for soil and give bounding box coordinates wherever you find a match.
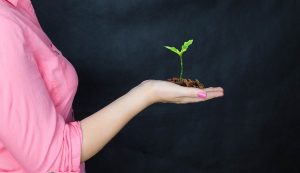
[167,77,205,89]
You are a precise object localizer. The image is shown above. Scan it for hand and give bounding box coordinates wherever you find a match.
[139,79,224,104]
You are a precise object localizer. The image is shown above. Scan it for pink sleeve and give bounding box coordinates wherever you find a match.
[0,17,83,172]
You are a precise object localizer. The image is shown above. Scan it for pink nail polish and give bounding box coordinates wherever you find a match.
[198,91,207,99]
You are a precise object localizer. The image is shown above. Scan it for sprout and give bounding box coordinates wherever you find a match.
[164,39,193,81]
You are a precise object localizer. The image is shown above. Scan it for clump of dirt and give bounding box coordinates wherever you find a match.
[167,77,205,89]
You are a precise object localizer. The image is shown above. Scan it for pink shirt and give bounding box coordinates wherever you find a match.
[0,0,85,172]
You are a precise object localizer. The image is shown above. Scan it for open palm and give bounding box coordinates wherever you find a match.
[140,80,224,104]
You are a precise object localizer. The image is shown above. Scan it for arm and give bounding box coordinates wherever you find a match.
[80,82,153,162]
[80,80,224,162]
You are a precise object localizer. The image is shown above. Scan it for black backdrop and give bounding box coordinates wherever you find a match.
[32,0,299,172]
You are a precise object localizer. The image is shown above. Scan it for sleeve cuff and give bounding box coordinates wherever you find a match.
[69,121,83,172]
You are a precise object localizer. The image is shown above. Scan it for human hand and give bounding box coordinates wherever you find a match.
[139,79,224,105]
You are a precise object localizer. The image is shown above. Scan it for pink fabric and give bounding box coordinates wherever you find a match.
[0,0,86,172]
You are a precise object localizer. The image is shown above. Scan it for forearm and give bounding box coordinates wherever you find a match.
[79,83,153,162]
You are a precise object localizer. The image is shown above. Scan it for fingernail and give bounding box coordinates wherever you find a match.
[198,91,207,99]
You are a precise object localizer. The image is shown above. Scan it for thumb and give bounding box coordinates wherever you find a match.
[181,87,207,98]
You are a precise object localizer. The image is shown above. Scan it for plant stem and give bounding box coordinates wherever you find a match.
[179,55,183,81]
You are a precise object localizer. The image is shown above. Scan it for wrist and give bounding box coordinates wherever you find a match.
[135,80,157,106]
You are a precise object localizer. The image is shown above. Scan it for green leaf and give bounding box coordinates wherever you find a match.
[164,46,181,56]
[180,39,193,54]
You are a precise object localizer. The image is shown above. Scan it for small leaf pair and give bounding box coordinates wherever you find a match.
[164,39,193,58]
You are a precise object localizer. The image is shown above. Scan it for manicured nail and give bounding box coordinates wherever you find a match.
[198,91,206,98]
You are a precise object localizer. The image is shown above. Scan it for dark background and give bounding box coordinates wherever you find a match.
[32,0,299,172]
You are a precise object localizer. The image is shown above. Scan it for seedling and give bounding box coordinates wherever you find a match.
[164,39,205,89]
[164,39,193,81]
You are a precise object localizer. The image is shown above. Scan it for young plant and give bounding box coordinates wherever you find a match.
[164,39,193,81]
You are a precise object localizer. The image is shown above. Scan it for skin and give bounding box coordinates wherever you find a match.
[79,79,224,162]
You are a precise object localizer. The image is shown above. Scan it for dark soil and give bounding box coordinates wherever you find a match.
[167,77,205,89]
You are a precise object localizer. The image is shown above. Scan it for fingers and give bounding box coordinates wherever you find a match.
[175,97,205,104]
[202,87,224,100]
[180,86,224,98]
[176,87,224,104]
[204,87,224,92]
[204,90,224,100]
